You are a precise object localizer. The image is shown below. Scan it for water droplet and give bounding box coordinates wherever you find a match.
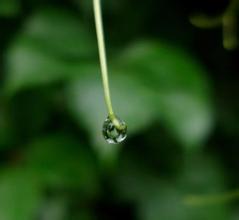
[102,116,127,144]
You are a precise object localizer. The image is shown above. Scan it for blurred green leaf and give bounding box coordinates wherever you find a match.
[38,197,67,220]
[158,92,213,148]
[22,8,96,58]
[233,210,239,220]
[116,41,210,95]
[5,38,72,93]
[24,134,99,195]
[0,169,42,220]
[115,153,231,220]
[5,8,96,95]
[115,41,214,148]
[0,0,20,17]
[177,154,226,194]
[138,185,230,220]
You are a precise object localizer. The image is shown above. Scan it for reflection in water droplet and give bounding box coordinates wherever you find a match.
[102,116,127,144]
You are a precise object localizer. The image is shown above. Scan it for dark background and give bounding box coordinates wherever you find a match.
[0,0,238,219]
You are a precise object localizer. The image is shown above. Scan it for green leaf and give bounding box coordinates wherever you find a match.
[24,134,99,195]
[115,41,214,148]
[115,41,210,95]
[115,153,231,220]
[138,185,230,220]
[4,8,96,95]
[22,8,96,58]
[5,38,74,93]
[233,210,239,220]
[177,154,226,194]
[0,0,20,17]
[0,169,42,220]
[158,92,213,148]
[38,197,67,220]
[5,37,95,94]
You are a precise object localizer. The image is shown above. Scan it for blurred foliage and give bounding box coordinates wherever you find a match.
[0,0,238,220]
[0,0,20,17]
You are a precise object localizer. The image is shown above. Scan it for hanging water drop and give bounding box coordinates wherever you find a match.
[102,116,127,144]
[94,0,128,139]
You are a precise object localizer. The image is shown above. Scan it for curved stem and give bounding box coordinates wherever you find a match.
[222,14,237,49]
[93,0,114,117]
[222,0,238,49]
[93,0,126,131]
[184,189,239,206]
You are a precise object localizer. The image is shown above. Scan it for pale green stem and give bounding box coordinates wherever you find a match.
[223,15,237,49]
[189,0,238,50]
[184,189,239,206]
[223,0,238,49]
[93,0,114,116]
[93,0,126,130]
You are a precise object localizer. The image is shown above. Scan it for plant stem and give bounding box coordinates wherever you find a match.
[93,0,126,131]
[184,189,239,206]
[93,0,114,117]
[222,0,238,49]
